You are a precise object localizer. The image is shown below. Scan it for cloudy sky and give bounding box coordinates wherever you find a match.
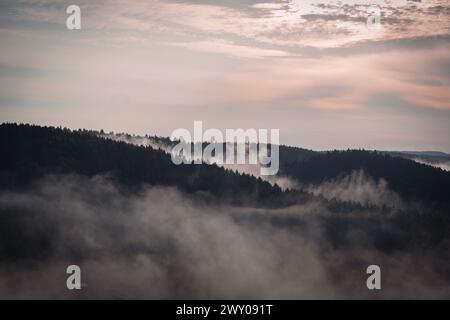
[0,0,449,151]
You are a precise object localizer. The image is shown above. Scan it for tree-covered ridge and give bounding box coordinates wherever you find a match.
[281,149,450,209]
[145,130,450,209]
[0,123,285,206]
[3,123,450,211]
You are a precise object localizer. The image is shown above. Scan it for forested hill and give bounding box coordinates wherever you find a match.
[280,149,450,208]
[100,130,450,209]
[0,123,286,206]
[3,123,449,210]
[148,134,450,209]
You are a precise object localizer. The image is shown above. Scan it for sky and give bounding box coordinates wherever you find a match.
[0,0,449,152]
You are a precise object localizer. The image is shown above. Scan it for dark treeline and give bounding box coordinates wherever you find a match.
[0,123,291,206]
[280,149,450,210]
[147,131,450,210]
[4,123,449,211]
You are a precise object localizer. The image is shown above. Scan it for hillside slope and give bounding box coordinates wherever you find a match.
[0,123,285,206]
[281,150,450,208]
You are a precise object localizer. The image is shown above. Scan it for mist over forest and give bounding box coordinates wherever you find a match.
[1,123,450,299]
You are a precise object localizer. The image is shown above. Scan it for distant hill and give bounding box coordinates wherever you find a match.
[0,123,289,206]
[383,151,450,171]
[4,123,449,210]
[280,149,450,209]
[98,130,450,209]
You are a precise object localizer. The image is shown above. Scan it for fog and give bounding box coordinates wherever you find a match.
[99,132,298,190]
[306,170,403,208]
[0,175,448,299]
[411,158,450,172]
